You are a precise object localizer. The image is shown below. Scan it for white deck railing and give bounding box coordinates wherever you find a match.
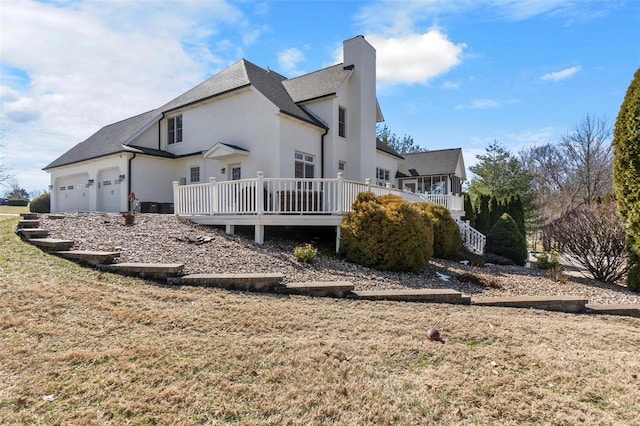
[173,172,465,217]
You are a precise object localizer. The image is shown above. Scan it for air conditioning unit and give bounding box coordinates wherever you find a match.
[179,177,187,185]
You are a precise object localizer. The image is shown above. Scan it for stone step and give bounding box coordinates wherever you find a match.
[352,289,471,305]
[28,238,75,251]
[277,281,354,298]
[16,228,50,239]
[586,303,640,318]
[471,296,588,313]
[104,263,184,280]
[53,250,121,266]
[168,273,284,292]
[20,213,38,220]
[17,219,41,229]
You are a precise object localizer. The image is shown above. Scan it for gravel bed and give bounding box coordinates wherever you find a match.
[40,212,640,305]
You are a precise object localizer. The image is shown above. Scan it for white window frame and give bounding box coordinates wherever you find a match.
[295,152,315,179]
[376,167,390,187]
[338,106,346,138]
[190,166,201,183]
[168,114,183,145]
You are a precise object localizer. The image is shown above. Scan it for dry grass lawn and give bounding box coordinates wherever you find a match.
[0,205,29,214]
[1,215,639,425]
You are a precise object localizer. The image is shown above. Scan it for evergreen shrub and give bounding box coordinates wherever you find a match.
[418,203,462,260]
[29,193,51,213]
[340,192,433,272]
[8,199,28,207]
[485,213,528,266]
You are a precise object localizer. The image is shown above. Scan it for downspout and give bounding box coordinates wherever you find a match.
[128,153,137,198]
[320,127,329,178]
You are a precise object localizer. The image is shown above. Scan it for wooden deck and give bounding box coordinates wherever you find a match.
[173,173,484,253]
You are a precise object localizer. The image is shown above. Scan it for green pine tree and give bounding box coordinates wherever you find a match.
[613,67,640,292]
[485,213,528,266]
[462,193,476,228]
[476,194,491,235]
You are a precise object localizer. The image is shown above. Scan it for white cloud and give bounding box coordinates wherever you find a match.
[540,66,582,81]
[442,81,461,89]
[369,31,466,86]
[456,99,502,110]
[0,0,258,191]
[277,48,306,75]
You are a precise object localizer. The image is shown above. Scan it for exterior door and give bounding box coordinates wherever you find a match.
[230,164,241,181]
[98,168,122,212]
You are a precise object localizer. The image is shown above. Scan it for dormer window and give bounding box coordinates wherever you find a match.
[168,115,183,145]
[338,107,346,138]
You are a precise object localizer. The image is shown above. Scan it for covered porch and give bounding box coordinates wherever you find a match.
[173,172,481,253]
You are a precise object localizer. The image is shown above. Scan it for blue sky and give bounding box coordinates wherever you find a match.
[1,0,638,193]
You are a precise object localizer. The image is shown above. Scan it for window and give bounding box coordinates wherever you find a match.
[376,167,390,186]
[338,106,346,138]
[168,115,183,145]
[295,152,315,179]
[190,166,200,183]
[338,161,346,172]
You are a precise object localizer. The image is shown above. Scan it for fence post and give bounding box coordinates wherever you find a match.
[366,178,371,192]
[172,181,179,215]
[209,177,218,214]
[386,182,392,194]
[336,172,344,214]
[256,171,264,215]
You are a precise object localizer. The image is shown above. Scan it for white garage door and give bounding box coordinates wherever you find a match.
[97,168,122,212]
[57,174,90,212]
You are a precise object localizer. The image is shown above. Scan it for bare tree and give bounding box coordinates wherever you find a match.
[546,201,629,283]
[561,115,613,205]
[0,126,14,188]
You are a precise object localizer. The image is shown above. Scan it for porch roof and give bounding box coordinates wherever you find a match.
[397,148,466,180]
[204,143,250,160]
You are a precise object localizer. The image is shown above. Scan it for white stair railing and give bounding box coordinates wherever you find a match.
[455,218,486,255]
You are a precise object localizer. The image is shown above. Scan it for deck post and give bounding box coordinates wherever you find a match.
[335,225,341,253]
[256,171,264,215]
[172,181,179,215]
[366,178,371,192]
[225,224,235,235]
[336,172,344,214]
[386,182,392,194]
[209,177,216,214]
[255,224,264,244]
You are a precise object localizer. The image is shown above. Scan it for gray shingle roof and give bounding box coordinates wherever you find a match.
[398,148,465,178]
[376,140,404,159]
[44,110,161,169]
[283,64,352,103]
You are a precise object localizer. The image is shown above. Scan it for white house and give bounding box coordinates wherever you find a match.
[45,36,480,251]
[45,36,385,211]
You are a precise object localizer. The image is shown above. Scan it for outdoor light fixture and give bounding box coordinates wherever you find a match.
[119,174,126,181]
[87,179,94,185]
[221,168,226,174]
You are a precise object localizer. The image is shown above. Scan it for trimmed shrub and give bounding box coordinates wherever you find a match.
[340,192,433,272]
[293,244,317,263]
[29,192,51,213]
[613,67,640,291]
[418,203,462,260]
[7,199,28,207]
[485,213,528,266]
[535,250,560,270]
